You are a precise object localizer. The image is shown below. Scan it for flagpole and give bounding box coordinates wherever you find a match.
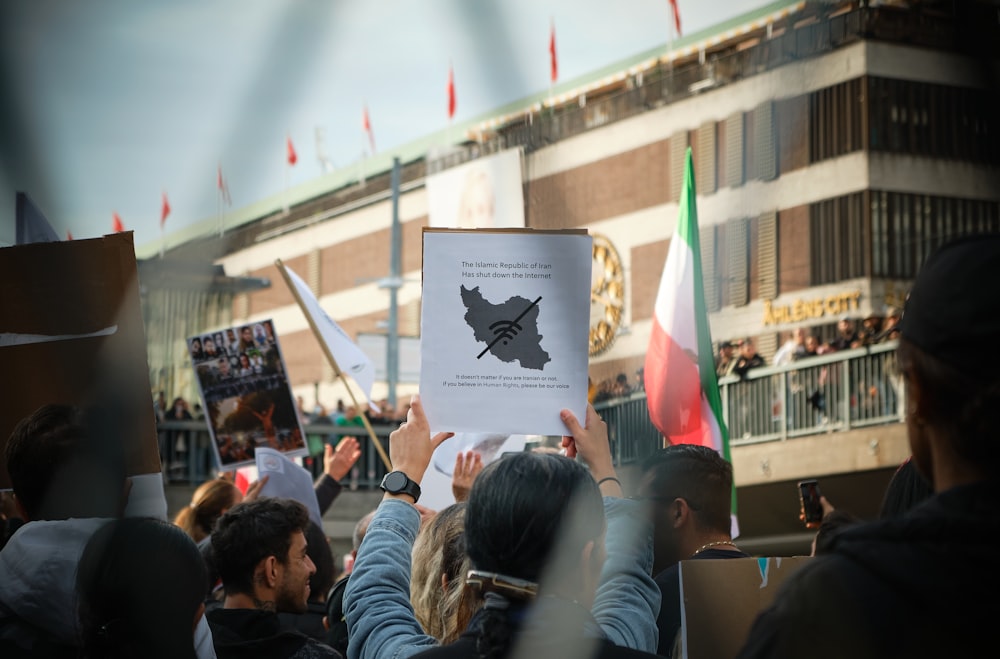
[159,223,164,259]
[274,258,392,471]
[218,164,223,237]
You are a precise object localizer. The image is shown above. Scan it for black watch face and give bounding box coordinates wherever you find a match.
[384,471,408,492]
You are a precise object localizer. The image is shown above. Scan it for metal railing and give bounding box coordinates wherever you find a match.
[459,6,919,161]
[155,419,395,488]
[158,341,904,486]
[594,340,903,459]
[719,341,903,445]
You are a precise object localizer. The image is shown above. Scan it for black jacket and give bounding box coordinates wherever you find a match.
[413,599,660,659]
[208,608,341,659]
[737,480,998,659]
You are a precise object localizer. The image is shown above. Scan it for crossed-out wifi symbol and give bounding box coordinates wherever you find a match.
[489,319,522,345]
[477,296,542,360]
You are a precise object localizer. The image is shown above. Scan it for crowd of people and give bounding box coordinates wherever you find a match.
[0,236,996,658]
[715,308,903,380]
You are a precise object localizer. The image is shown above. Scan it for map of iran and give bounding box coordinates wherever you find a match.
[460,285,551,370]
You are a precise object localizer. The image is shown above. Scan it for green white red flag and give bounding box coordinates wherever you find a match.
[644,147,737,531]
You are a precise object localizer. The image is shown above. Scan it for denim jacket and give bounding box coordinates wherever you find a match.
[343,497,659,659]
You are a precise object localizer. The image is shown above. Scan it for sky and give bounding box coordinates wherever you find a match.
[0,0,767,251]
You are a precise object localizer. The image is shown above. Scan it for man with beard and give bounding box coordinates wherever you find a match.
[208,498,340,658]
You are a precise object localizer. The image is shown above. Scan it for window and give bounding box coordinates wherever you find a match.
[809,78,864,162]
[810,193,867,285]
[871,192,1000,278]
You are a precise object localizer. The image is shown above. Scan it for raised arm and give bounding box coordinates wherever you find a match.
[343,396,453,659]
[560,405,660,653]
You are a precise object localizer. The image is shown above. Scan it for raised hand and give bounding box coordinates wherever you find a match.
[451,450,483,502]
[325,436,362,481]
[560,404,621,496]
[388,395,453,485]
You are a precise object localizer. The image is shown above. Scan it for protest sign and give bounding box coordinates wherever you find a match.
[189,319,306,470]
[255,448,323,528]
[420,229,590,436]
[1,233,160,488]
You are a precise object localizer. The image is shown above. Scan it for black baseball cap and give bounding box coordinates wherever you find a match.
[899,235,1000,381]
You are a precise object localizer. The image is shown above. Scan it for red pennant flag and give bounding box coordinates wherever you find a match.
[363,105,376,154]
[286,136,298,166]
[447,66,456,120]
[549,20,558,83]
[66,230,73,241]
[668,0,682,36]
[112,212,124,233]
[160,192,171,228]
[217,165,232,206]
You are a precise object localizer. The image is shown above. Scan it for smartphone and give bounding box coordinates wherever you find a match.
[798,479,824,528]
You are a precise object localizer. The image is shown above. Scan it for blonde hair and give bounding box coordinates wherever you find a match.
[410,503,479,643]
[172,478,240,543]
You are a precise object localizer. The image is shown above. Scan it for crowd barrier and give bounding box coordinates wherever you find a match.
[158,341,903,487]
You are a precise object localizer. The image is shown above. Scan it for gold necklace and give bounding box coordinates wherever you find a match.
[691,540,737,557]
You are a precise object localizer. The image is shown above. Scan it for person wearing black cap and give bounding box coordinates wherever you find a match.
[716,341,736,378]
[737,235,1000,659]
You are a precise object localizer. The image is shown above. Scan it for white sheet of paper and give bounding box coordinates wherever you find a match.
[420,230,591,435]
[418,434,529,511]
[255,448,323,529]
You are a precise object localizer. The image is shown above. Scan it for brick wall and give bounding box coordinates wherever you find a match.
[527,138,672,230]
[630,239,670,322]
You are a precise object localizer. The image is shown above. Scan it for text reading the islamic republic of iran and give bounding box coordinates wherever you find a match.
[461,260,553,280]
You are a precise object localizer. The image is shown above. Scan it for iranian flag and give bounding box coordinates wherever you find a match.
[645,147,737,529]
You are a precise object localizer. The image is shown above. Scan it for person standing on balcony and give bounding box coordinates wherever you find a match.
[773,328,807,366]
[715,341,737,378]
[731,338,765,380]
[831,316,859,351]
[738,235,1000,659]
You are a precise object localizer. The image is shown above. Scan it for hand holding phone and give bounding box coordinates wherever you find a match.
[798,479,824,529]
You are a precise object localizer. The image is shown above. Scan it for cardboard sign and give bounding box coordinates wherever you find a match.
[678,556,812,659]
[0,233,161,488]
[188,320,306,470]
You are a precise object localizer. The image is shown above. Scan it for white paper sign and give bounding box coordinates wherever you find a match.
[255,448,323,529]
[420,229,591,435]
[418,434,530,511]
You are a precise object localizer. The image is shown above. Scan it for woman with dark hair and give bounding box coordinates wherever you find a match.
[77,517,208,659]
[344,396,659,659]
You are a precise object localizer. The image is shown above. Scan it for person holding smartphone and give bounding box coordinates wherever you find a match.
[738,236,1000,659]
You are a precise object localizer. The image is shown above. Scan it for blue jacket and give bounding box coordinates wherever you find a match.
[344,497,660,659]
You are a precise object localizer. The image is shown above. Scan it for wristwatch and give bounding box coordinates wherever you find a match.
[380,470,421,503]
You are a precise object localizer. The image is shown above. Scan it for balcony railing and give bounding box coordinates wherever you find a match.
[594,340,903,461]
[157,341,903,486]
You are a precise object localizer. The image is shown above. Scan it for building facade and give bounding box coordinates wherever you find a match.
[154,1,1000,526]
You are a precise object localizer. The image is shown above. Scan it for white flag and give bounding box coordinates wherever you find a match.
[283,265,377,404]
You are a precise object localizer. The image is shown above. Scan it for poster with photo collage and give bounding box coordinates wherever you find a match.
[188,320,306,470]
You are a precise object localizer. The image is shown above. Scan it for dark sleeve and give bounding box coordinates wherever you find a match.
[314,473,344,516]
[654,567,682,657]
